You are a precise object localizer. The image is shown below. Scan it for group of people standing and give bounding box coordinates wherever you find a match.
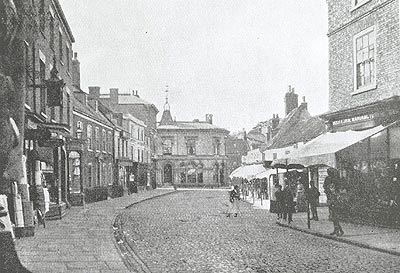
[226,167,345,237]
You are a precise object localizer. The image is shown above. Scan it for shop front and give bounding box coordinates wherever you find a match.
[275,97,400,226]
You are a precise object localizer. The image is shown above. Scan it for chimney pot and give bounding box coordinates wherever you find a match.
[74,52,78,59]
[302,96,306,103]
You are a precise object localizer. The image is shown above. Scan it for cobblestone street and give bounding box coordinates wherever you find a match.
[118,190,400,273]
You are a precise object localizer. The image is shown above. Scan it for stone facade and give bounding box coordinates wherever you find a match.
[328,0,400,112]
[156,104,229,187]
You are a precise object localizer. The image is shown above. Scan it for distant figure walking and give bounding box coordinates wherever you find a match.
[324,168,344,236]
[275,184,284,220]
[282,184,294,224]
[307,181,320,221]
[227,185,240,217]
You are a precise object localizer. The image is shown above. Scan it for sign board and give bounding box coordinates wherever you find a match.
[25,129,51,140]
[38,139,64,148]
[318,167,328,204]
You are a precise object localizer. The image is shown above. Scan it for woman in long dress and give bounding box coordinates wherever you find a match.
[227,185,240,217]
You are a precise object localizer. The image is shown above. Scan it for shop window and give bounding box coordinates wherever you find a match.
[353,26,376,94]
[390,126,400,159]
[198,172,203,183]
[180,172,186,183]
[88,164,93,187]
[370,129,387,160]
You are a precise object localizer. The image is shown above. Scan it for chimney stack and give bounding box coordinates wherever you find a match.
[206,114,213,124]
[284,85,298,116]
[88,86,100,100]
[110,88,119,105]
[301,96,307,110]
[72,52,80,89]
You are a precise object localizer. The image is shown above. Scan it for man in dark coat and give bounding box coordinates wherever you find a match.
[307,181,320,220]
[275,185,284,220]
[282,184,294,223]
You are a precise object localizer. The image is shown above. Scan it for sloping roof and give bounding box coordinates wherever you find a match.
[267,103,326,149]
[159,110,174,125]
[158,121,229,132]
[99,94,159,114]
[72,94,114,128]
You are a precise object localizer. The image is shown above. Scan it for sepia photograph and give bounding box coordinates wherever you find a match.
[1,0,400,272]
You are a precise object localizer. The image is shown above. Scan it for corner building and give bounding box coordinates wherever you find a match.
[323,0,400,225]
[156,100,229,187]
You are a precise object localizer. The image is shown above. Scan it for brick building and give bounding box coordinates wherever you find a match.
[20,0,75,229]
[279,0,400,225]
[156,100,229,187]
[93,88,158,188]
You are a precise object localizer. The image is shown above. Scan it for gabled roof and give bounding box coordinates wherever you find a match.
[72,94,114,128]
[267,103,326,149]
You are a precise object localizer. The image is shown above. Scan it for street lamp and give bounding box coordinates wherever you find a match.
[45,57,65,107]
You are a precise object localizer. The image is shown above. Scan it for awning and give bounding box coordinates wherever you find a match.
[272,124,389,168]
[229,164,266,180]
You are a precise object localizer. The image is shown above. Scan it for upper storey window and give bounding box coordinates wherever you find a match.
[353,26,376,94]
[162,139,172,155]
[352,0,371,10]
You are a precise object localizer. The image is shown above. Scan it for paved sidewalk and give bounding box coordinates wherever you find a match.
[276,206,400,256]
[14,188,176,273]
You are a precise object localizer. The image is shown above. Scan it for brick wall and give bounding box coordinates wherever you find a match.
[328,0,400,111]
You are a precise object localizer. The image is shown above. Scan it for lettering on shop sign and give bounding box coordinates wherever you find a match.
[332,114,375,126]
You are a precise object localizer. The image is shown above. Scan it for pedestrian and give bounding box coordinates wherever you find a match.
[275,184,284,220]
[282,184,294,224]
[227,185,240,217]
[324,168,344,236]
[307,181,320,220]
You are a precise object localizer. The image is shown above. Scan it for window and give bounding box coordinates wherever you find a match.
[95,127,99,150]
[76,121,83,139]
[59,32,63,62]
[49,15,55,50]
[186,139,196,155]
[162,139,172,155]
[39,59,46,114]
[39,0,45,31]
[88,164,92,187]
[213,138,221,155]
[102,129,106,151]
[107,131,112,153]
[353,26,376,94]
[24,42,32,107]
[66,46,70,71]
[87,125,92,150]
[66,93,70,125]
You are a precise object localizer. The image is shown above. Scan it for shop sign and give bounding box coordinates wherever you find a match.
[332,114,375,126]
[38,139,64,148]
[318,167,328,204]
[25,128,51,140]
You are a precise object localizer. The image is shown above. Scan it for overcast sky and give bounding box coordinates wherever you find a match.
[60,0,328,133]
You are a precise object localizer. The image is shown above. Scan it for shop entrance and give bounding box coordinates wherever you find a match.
[164,164,172,185]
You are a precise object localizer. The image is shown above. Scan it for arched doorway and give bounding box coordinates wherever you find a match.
[164,164,172,185]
